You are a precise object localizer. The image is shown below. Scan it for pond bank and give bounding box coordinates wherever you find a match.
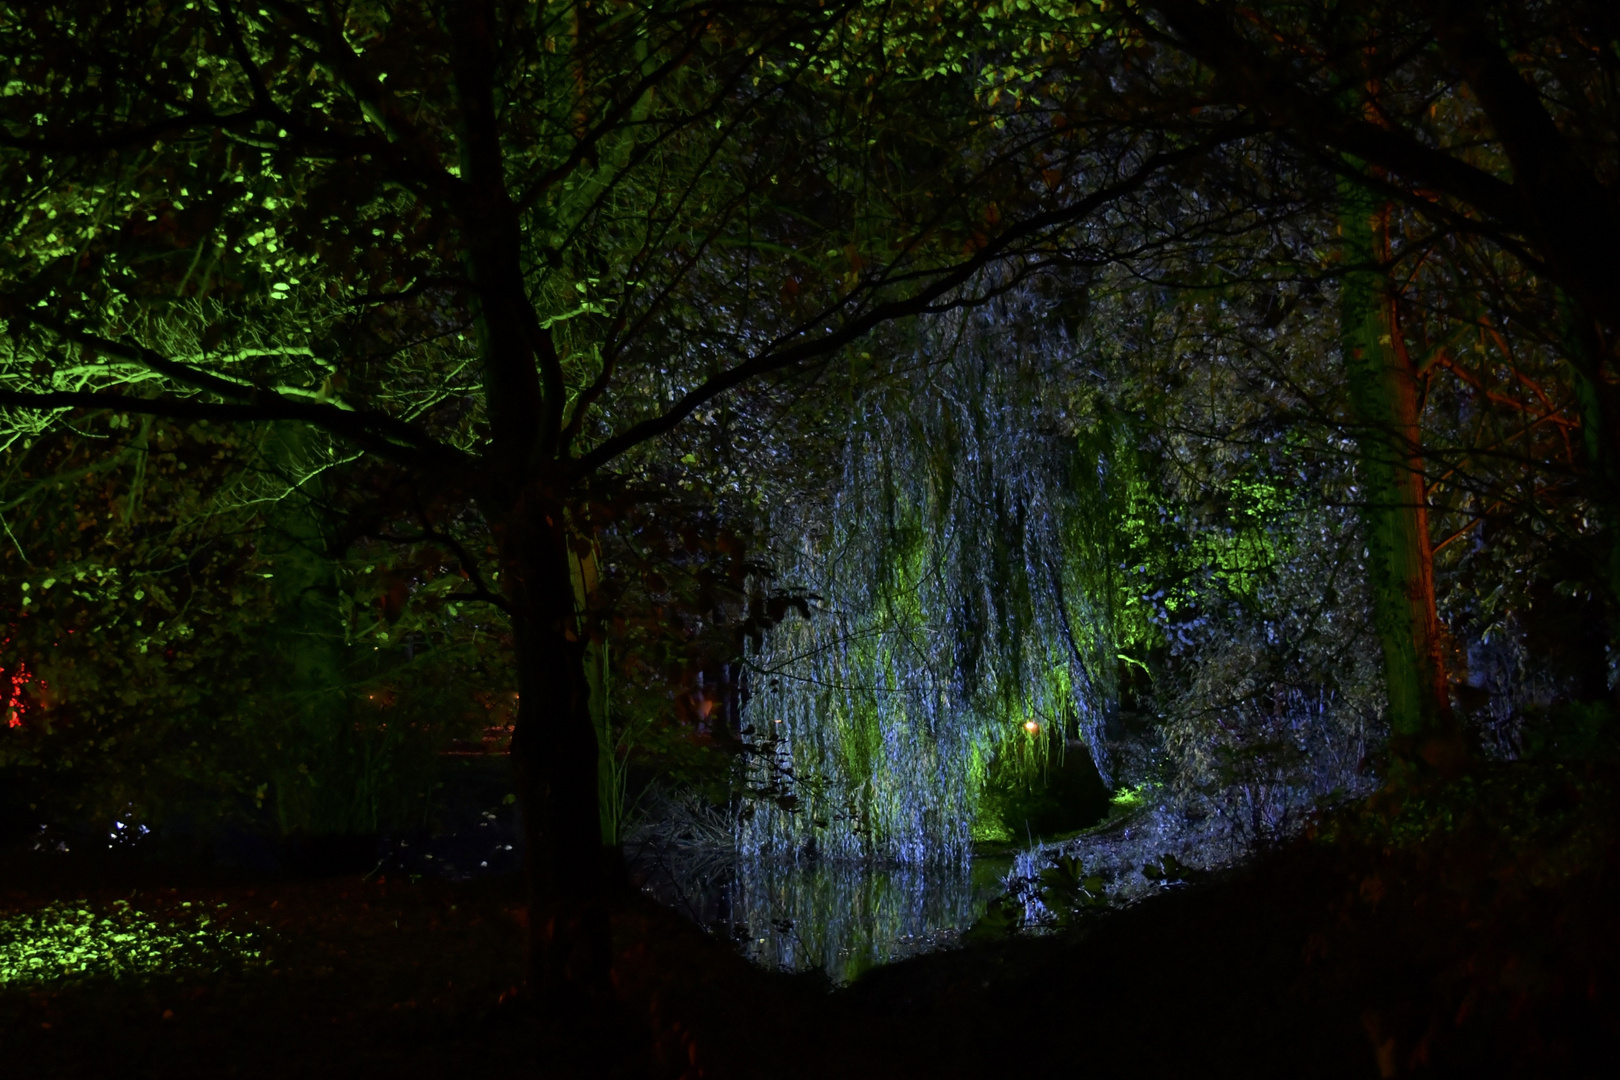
[3,761,1617,1078]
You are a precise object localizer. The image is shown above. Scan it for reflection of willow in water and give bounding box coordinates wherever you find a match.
[641,854,1010,984]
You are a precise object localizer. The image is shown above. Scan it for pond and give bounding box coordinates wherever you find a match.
[633,850,1014,984]
[188,756,1018,983]
[361,759,1015,983]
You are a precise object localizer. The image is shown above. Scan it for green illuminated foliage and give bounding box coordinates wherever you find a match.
[0,0,1225,903]
[0,900,263,985]
[1109,783,1153,812]
[0,415,277,825]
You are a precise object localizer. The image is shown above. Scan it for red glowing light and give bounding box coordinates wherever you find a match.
[2,636,39,729]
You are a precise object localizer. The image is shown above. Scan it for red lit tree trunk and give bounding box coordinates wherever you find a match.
[1340,186,1457,766]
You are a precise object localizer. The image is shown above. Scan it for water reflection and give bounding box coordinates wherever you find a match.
[635,854,1012,983]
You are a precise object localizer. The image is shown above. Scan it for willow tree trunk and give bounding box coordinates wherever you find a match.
[1340,189,1458,769]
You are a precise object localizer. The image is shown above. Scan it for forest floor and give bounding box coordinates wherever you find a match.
[3,760,1617,1079]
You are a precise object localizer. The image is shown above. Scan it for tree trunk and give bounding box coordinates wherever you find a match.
[444,2,613,1000]
[1339,187,1459,771]
[1427,0,1620,338]
[261,422,354,836]
[502,500,613,1001]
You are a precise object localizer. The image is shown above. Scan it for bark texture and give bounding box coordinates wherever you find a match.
[1339,189,1454,747]
[501,500,612,997]
[444,3,614,997]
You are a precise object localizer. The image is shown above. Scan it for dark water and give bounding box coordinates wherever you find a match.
[373,760,1010,982]
[373,756,525,880]
[24,755,1004,983]
[390,759,1009,981]
[634,851,1013,983]
[181,754,1003,981]
[200,757,526,881]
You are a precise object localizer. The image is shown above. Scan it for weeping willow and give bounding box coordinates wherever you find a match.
[738,308,1148,864]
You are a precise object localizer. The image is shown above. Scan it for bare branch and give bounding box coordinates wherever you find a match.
[0,386,461,473]
[571,132,1241,476]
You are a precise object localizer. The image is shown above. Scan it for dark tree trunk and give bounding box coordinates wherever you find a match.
[501,500,613,1000]
[261,422,353,835]
[1427,0,1620,338]
[443,2,614,1002]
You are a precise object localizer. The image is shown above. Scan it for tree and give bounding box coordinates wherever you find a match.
[0,0,1244,994]
[0,410,279,833]
[1082,0,1618,760]
[1135,0,1620,510]
[0,399,484,854]
[1338,185,1456,762]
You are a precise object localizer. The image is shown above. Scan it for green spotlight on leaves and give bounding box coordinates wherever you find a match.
[0,900,264,985]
